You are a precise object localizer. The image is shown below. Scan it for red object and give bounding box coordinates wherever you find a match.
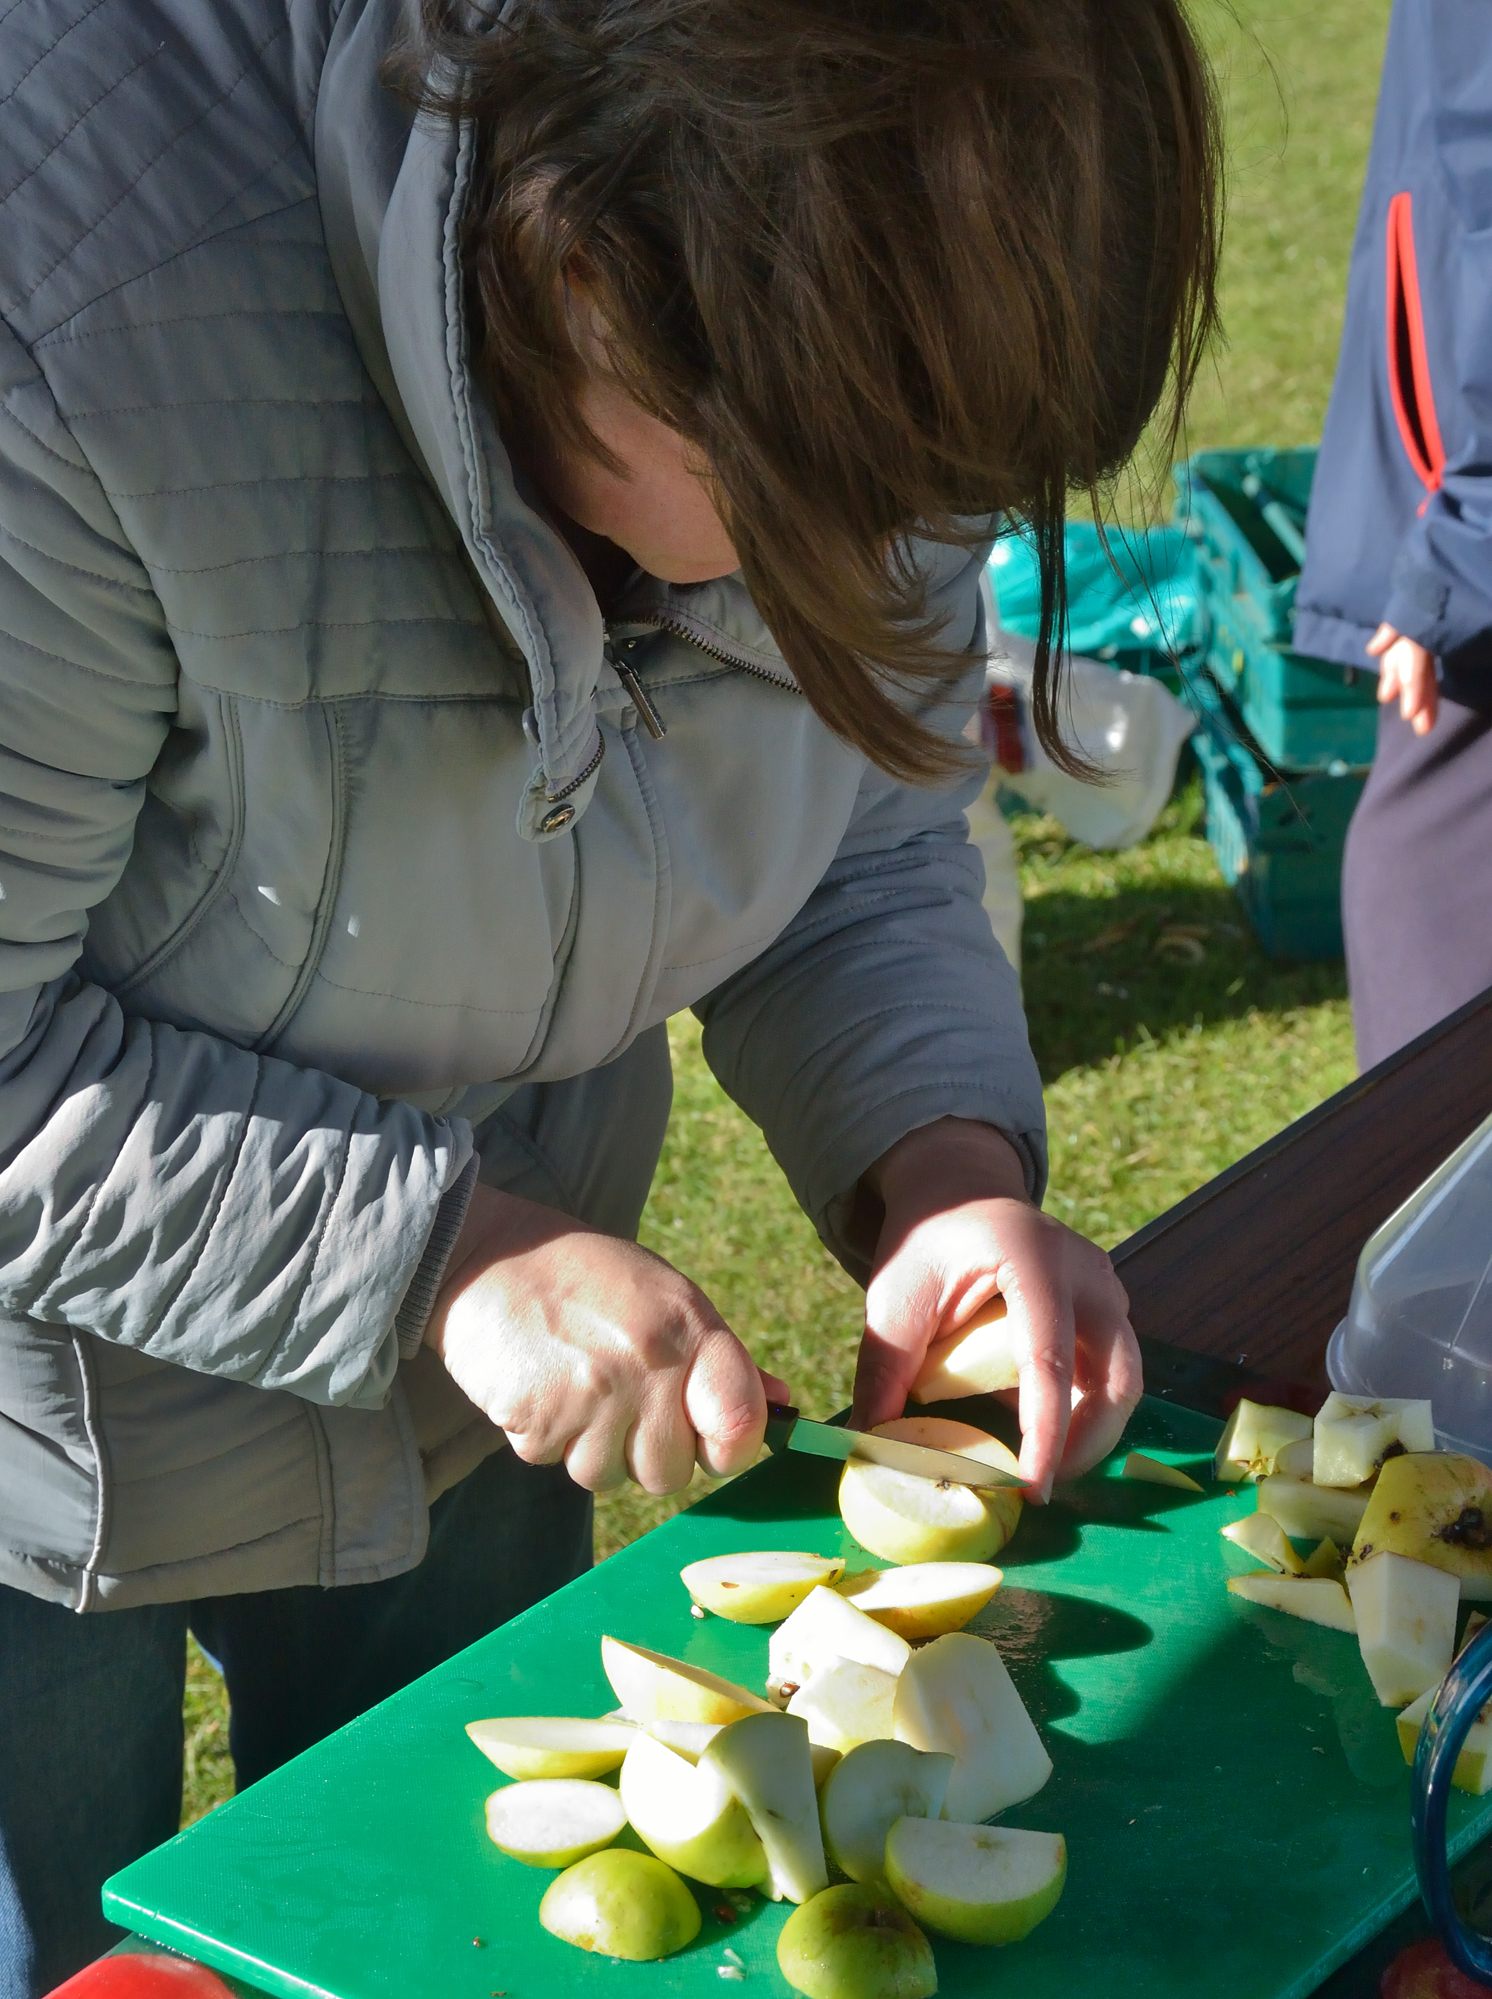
[1382,1937,1492,1999]
[45,1955,239,1999]
[1385,190,1447,510]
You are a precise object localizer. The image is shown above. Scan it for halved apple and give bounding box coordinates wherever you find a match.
[484,1777,626,1867]
[680,1551,846,1624]
[601,1635,774,1727]
[1348,1550,1459,1707]
[1122,1451,1204,1493]
[786,1661,900,1754]
[884,1817,1067,1946]
[776,1883,936,1999]
[909,1298,1018,1402]
[1313,1393,1435,1488]
[1220,1513,1304,1575]
[618,1731,768,1889]
[701,1711,828,1904]
[835,1561,1003,1640]
[540,1849,701,1960]
[838,1418,1024,1566]
[893,1631,1050,1821]
[464,1714,636,1782]
[1213,1400,1313,1484]
[1226,1574,1355,1632]
[818,1740,952,1885]
[768,1586,910,1702]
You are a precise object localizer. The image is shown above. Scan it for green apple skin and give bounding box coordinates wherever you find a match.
[884,1818,1066,1946]
[776,1884,938,1999]
[538,1849,702,1961]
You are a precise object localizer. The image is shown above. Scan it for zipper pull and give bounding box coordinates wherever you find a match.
[613,651,667,740]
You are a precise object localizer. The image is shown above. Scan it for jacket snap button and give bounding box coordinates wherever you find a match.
[540,803,576,833]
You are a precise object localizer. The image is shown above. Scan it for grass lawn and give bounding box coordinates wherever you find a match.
[179,0,1389,1825]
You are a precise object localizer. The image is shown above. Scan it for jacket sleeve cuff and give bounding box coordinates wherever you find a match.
[394,1154,480,1359]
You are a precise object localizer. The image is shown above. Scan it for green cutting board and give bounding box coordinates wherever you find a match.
[104,1399,1492,1998]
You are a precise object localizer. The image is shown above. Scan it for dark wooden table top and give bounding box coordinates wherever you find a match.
[1115,982,1492,1419]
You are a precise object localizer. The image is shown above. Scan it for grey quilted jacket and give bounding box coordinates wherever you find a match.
[0,0,1046,1610]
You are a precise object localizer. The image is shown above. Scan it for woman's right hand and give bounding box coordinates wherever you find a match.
[423,1184,783,1496]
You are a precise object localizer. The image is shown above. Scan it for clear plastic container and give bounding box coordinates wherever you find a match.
[1328,1109,1492,1464]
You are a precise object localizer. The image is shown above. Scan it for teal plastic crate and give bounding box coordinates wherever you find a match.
[1174,448,1379,771]
[1187,672,1365,962]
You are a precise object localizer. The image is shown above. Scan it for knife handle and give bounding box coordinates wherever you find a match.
[764,1401,799,1454]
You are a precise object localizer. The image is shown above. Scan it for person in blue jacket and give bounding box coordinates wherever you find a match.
[1296,0,1492,1071]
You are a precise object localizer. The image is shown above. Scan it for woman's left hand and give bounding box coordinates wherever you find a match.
[852,1117,1141,1501]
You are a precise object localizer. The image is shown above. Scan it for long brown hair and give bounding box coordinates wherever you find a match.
[391,1,1222,782]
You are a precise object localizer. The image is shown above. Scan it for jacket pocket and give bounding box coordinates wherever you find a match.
[1386,190,1447,499]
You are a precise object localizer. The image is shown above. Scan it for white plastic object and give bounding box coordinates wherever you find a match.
[1328,1110,1492,1463]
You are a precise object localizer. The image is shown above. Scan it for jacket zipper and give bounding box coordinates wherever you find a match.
[607,611,800,742]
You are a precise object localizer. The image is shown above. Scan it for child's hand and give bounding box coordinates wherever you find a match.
[1369,623,1438,736]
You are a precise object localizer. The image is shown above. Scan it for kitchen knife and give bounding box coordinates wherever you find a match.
[764,1402,1024,1491]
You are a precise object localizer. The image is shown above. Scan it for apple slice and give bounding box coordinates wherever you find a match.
[835,1561,1003,1640]
[1396,1686,1492,1794]
[680,1551,846,1624]
[1350,1453,1492,1600]
[1274,1435,1315,1480]
[641,1715,722,1761]
[1220,1514,1305,1575]
[1257,1474,1371,1545]
[776,1884,936,1999]
[1348,1550,1459,1706]
[1213,1400,1313,1483]
[618,1731,768,1889]
[884,1817,1067,1946]
[1226,1574,1356,1632]
[818,1740,953,1885]
[464,1715,636,1782]
[1122,1451,1204,1493]
[838,1418,1024,1566]
[540,1849,701,1959]
[484,1777,626,1867]
[768,1586,910,1701]
[909,1298,1018,1402]
[786,1661,900,1754]
[893,1631,1051,1821]
[601,1635,774,1727]
[1313,1393,1435,1488]
[702,1711,828,1904]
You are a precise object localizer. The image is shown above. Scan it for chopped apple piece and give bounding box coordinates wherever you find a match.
[1303,1538,1345,1580]
[702,1711,828,1904]
[540,1849,701,1960]
[1220,1513,1304,1575]
[680,1551,845,1624]
[465,1714,635,1782]
[619,1731,768,1889]
[885,1817,1067,1946]
[1213,1400,1313,1483]
[1226,1574,1356,1632]
[909,1298,1019,1402]
[1348,1551,1459,1706]
[1313,1393,1435,1488]
[809,1742,841,1790]
[1122,1451,1204,1493]
[818,1740,953,1885]
[835,1561,1003,1640]
[1396,1686,1492,1794]
[838,1418,1024,1566]
[768,1586,910,1701]
[1257,1474,1371,1545]
[601,1635,774,1727]
[642,1716,721,1762]
[786,1662,899,1754]
[1349,1453,1492,1601]
[484,1777,626,1867]
[1462,1610,1490,1656]
[893,1631,1051,1821]
[1274,1434,1315,1480]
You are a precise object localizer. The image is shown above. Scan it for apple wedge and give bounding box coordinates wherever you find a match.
[601,1635,774,1727]
[1313,1393,1435,1488]
[818,1740,953,1885]
[835,1561,1003,1640]
[839,1417,1024,1565]
[777,1884,937,1999]
[619,1731,768,1889]
[1256,1474,1371,1545]
[464,1714,636,1782]
[484,1777,626,1867]
[1396,1686,1492,1794]
[893,1631,1051,1821]
[1349,1453,1492,1600]
[1303,1538,1345,1580]
[1213,1400,1313,1484]
[642,1715,721,1761]
[1348,1550,1459,1707]
[786,1661,900,1754]
[768,1586,910,1701]
[702,1710,828,1904]
[1122,1451,1204,1493]
[680,1551,845,1625]
[1226,1574,1356,1632]
[540,1849,701,1960]
[1220,1514,1304,1575]
[885,1817,1067,1946]
[1274,1435,1315,1480]
[909,1297,1018,1402]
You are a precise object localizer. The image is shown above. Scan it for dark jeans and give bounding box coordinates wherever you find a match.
[0,1448,591,1999]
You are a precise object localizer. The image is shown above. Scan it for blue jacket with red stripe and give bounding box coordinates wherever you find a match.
[1295,0,1492,691]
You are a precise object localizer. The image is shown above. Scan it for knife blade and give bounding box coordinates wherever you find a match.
[764,1403,1024,1491]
